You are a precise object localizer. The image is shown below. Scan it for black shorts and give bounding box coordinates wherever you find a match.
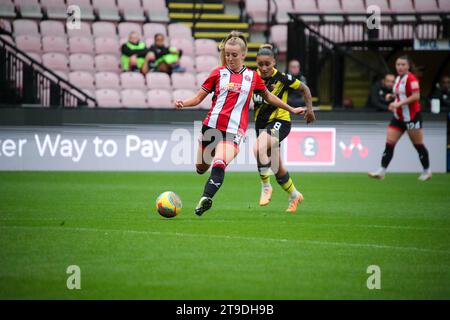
[389,112,423,132]
[200,125,243,151]
[256,119,291,143]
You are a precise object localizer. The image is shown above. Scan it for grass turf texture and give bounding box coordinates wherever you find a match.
[0,172,449,299]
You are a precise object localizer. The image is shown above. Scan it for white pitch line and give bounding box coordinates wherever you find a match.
[1,225,449,255]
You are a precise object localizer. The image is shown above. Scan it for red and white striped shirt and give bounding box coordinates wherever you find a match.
[393,72,421,122]
[201,65,266,135]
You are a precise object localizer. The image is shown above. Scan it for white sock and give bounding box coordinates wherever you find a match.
[289,190,299,200]
[423,169,431,175]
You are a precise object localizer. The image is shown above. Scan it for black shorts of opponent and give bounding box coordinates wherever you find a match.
[255,119,291,143]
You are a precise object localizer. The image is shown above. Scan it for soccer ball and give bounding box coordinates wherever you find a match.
[155,191,182,218]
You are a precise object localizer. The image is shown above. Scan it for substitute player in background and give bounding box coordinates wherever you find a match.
[369,55,432,181]
[253,44,315,212]
[174,31,305,216]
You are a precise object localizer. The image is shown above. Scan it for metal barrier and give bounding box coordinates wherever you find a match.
[0,35,97,108]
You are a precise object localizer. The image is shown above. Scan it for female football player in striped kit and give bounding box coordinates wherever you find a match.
[369,55,432,181]
[174,31,305,216]
[253,44,315,212]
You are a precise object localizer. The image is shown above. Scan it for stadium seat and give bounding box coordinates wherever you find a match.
[65,21,91,38]
[319,25,344,43]
[117,0,145,22]
[95,54,121,72]
[392,24,415,39]
[438,0,450,11]
[93,22,117,38]
[40,20,66,37]
[194,39,218,56]
[270,25,287,52]
[118,22,142,39]
[171,72,197,90]
[18,1,43,19]
[179,55,195,73]
[416,24,438,39]
[143,23,167,40]
[318,0,344,22]
[69,53,95,71]
[170,38,195,57]
[120,72,146,89]
[15,34,41,53]
[146,72,171,90]
[274,0,294,24]
[26,52,42,63]
[13,19,39,36]
[196,72,210,87]
[0,18,12,33]
[142,0,169,23]
[95,89,122,108]
[390,0,416,22]
[342,0,366,22]
[195,55,219,73]
[147,89,172,109]
[168,23,192,39]
[415,0,440,12]
[42,36,68,53]
[41,0,66,19]
[94,37,120,55]
[53,70,68,80]
[42,52,69,71]
[69,37,95,54]
[69,71,95,90]
[293,0,320,22]
[246,0,275,24]
[344,24,365,42]
[0,34,14,45]
[0,1,16,18]
[121,89,147,108]
[173,89,196,106]
[95,72,121,89]
[93,0,121,22]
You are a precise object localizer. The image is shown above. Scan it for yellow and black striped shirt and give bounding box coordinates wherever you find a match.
[253,68,301,127]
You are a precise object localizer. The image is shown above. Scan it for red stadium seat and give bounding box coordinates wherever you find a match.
[95,89,122,108]
[168,23,192,39]
[171,72,197,90]
[40,20,66,37]
[146,72,171,90]
[121,89,147,108]
[147,89,172,109]
[95,54,121,72]
[42,36,68,53]
[69,71,95,90]
[195,55,219,73]
[118,22,142,39]
[194,39,218,56]
[120,72,146,89]
[42,52,69,71]
[196,72,210,87]
[92,21,117,38]
[172,89,196,106]
[69,53,95,71]
[66,21,92,38]
[95,72,121,89]
[94,37,120,55]
[170,38,194,57]
[270,25,287,52]
[178,55,195,73]
[143,23,167,40]
[15,34,41,53]
[13,19,39,36]
[69,37,95,54]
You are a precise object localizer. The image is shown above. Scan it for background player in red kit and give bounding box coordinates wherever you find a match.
[369,55,432,181]
[174,31,305,215]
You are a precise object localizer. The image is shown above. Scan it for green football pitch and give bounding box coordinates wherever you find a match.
[0,171,449,299]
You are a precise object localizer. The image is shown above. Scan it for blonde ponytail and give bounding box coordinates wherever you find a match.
[219,31,248,66]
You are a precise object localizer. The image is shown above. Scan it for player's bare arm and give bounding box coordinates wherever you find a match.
[298,82,315,124]
[260,89,305,115]
[175,90,209,109]
[388,91,420,111]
